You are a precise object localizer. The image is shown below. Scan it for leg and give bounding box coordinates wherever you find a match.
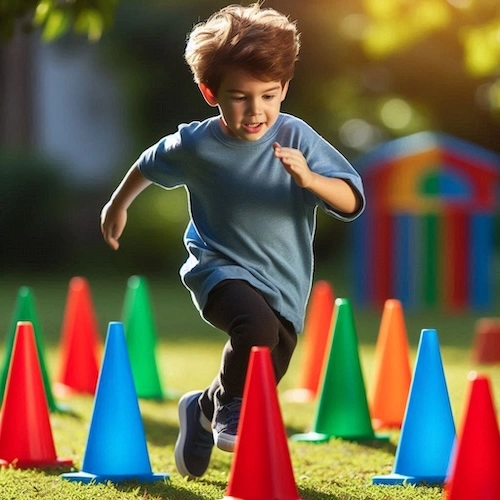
[200,279,297,416]
[199,280,297,450]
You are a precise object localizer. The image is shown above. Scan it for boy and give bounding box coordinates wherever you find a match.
[100,3,365,480]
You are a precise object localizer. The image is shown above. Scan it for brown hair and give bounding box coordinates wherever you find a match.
[185,3,301,93]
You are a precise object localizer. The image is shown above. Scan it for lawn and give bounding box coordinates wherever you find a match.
[0,267,498,499]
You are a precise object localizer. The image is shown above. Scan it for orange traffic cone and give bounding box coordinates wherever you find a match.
[286,281,334,403]
[444,372,500,499]
[224,346,300,500]
[55,277,101,397]
[0,322,73,468]
[369,299,412,430]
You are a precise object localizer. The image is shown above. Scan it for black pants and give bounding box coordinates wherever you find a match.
[199,279,297,421]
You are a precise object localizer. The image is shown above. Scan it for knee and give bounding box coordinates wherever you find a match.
[230,310,281,350]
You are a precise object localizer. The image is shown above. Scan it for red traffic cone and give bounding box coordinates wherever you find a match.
[55,277,101,397]
[471,318,500,364]
[224,346,300,500]
[286,281,335,403]
[444,372,500,499]
[0,321,73,468]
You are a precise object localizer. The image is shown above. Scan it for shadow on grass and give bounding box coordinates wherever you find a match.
[112,479,378,500]
[34,465,76,476]
[40,467,226,499]
[285,425,398,454]
[298,487,350,500]
[112,477,227,500]
[142,413,179,447]
[349,437,397,454]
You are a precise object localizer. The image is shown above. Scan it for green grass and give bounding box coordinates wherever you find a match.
[0,269,499,499]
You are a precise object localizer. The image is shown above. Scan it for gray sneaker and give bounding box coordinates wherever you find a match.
[175,391,214,479]
[212,392,242,452]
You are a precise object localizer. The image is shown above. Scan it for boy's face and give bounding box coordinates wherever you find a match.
[199,67,289,141]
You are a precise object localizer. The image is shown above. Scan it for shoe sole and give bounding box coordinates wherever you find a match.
[174,390,203,479]
[213,430,237,453]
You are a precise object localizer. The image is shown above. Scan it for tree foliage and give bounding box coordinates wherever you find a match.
[3,0,499,78]
[270,0,500,155]
[361,0,500,77]
[1,0,499,270]
[0,0,117,42]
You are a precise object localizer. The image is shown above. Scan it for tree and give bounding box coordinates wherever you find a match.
[268,0,500,154]
[361,0,500,77]
[0,0,117,42]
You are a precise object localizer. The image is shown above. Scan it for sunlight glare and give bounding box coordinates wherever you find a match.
[380,98,413,130]
[340,14,369,41]
[446,0,472,9]
[339,119,380,151]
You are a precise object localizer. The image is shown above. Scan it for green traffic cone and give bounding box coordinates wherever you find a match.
[292,298,388,443]
[0,286,65,413]
[122,276,171,400]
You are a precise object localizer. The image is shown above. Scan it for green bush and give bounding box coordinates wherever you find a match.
[0,150,71,271]
[101,183,190,275]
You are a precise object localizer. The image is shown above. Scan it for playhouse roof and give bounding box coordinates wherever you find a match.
[355,132,500,211]
[356,131,500,175]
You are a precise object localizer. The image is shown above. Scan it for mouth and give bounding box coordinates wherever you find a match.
[242,122,264,134]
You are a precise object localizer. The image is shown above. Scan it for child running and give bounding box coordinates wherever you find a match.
[100,2,365,479]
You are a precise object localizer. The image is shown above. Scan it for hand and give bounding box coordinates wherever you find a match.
[273,142,313,188]
[273,142,360,214]
[100,200,127,250]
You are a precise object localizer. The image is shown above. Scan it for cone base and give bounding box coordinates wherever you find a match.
[372,472,445,486]
[291,431,389,443]
[61,471,170,484]
[0,457,73,469]
[52,402,76,414]
[224,496,301,500]
[372,418,402,431]
[282,388,316,403]
[53,382,95,399]
[137,388,180,401]
[290,432,330,443]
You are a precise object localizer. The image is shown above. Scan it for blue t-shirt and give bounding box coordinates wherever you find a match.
[138,113,365,333]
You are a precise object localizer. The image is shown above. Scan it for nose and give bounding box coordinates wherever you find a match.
[247,98,262,116]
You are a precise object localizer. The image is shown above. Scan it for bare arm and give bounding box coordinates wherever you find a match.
[273,142,361,215]
[100,164,152,250]
[298,172,360,215]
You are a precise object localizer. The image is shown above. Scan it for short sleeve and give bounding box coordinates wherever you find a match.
[137,131,187,189]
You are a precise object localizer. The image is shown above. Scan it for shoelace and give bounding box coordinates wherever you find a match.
[221,397,242,430]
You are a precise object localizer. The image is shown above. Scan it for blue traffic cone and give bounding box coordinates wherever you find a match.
[372,329,456,485]
[61,322,170,484]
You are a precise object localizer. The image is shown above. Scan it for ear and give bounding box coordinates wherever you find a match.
[280,81,290,102]
[199,83,218,107]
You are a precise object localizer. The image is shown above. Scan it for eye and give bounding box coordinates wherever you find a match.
[263,94,276,101]
[231,96,246,102]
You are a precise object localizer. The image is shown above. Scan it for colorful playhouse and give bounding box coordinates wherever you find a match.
[352,132,500,310]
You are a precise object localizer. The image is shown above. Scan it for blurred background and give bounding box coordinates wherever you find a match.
[1,0,499,286]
